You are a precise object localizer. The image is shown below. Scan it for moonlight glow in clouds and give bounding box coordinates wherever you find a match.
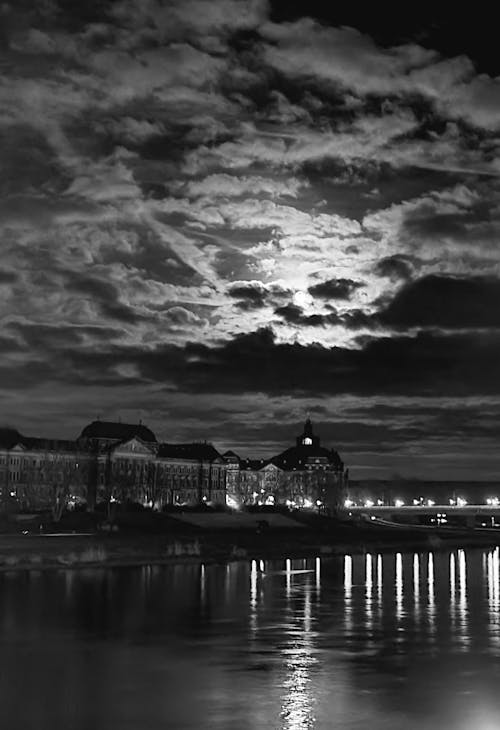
[1,2,500,478]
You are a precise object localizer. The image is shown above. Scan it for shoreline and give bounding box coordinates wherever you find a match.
[0,527,499,572]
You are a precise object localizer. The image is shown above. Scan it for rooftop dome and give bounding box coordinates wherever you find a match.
[271,444,343,471]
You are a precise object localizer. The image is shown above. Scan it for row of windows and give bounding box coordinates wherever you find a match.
[110,461,223,476]
[1,458,78,469]
[2,454,226,475]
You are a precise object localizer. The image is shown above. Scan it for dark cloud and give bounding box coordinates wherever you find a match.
[228,281,267,309]
[374,255,416,281]
[8,322,124,350]
[64,272,146,325]
[308,277,363,300]
[0,125,68,196]
[274,303,374,330]
[274,304,340,326]
[404,209,470,240]
[342,309,375,330]
[0,336,24,353]
[0,270,18,284]
[378,274,500,329]
[53,327,500,399]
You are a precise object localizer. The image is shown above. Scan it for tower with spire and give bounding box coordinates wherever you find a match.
[296,417,320,448]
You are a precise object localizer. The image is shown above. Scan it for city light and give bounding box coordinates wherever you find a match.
[457,497,467,507]
[427,499,435,507]
[344,499,354,508]
[226,495,240,510]
[487,497,499,506]
[365,499,374,507]
[395,499,404,508]
[303,498,313,508]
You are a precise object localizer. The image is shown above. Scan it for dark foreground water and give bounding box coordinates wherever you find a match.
[1,547,500,729]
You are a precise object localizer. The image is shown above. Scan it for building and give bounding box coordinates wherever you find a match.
[0,418,349,514]
[154,443,226,507]
[225,419,349,512]
[0,421,228,513]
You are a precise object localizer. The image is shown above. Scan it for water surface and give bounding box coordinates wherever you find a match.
[1,547,500,729]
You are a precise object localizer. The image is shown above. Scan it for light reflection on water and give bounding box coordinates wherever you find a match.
[279,573,316,730]
[1,547,500,729]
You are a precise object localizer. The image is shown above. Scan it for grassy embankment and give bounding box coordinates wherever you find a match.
[0,508,498,571]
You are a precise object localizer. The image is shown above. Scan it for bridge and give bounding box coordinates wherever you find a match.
[346,504,500,529]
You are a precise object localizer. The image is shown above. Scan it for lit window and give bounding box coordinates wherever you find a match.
[303,437,312,446]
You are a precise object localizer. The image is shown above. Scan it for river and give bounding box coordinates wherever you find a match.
[1,547,500,729]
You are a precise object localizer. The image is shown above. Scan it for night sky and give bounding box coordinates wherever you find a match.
[2,1,500,479]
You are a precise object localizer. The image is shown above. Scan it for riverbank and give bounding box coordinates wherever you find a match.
[0,519,499,571]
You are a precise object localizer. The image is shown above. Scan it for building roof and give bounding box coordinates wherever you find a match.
[270,444,344,471]
[22,437,80,453]
[157,442,222,461]
[239,458,267,471]
[0,428,23,449]
[79,420,157,443]
[0,429,80,453]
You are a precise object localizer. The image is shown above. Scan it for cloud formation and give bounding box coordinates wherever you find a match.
[2,0,500,476]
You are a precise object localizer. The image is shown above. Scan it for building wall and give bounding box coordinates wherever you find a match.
[88,450,228,508]
[0,445,87,512]
[0,442,229,511]
[230,464,348,511]
[0,422,349,513]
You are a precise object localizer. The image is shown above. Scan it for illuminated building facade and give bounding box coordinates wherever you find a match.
[0,418,348,514]
[225,419,349,512]
[0,421,228,512]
